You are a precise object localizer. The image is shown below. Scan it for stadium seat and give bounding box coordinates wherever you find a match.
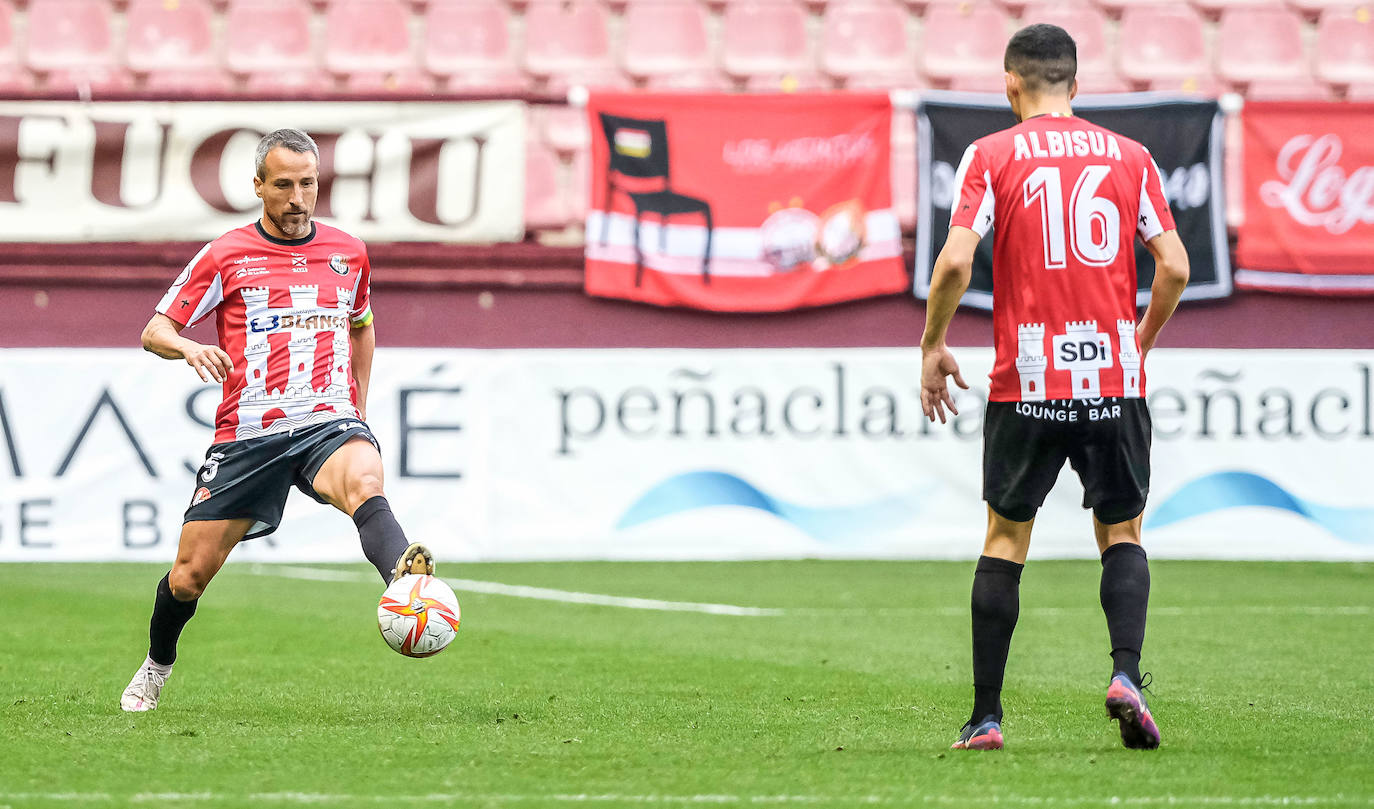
[525,143,567,230]
[741,71,831,91]
[224,0,315,77]
[567,146,590,222]
[622,1,714,82]
[423,0,527,93]
[1020,1,1112,78]
[537,104,591,156]
[919,3,1012,86]
[24,0,116,72]
[124,0,217,75]
[523,0,615,80]
[1116,5,1211,87]
[322,0,414,80]
[1287,0,1362,16]
[1090,0,1184,15]
[1244,76,1336,101]
[1215,7,1306,85]
[0,0,31,93]
[1190,0,1283,14]
[1345,83,1374,101]
[820,1,920,87]
[1315,7,1374,87]
[143,68,236,95]
[721,0,812,81]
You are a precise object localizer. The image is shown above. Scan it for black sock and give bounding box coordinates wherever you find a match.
[149,572,198,666]
[1100,542,1150,685]
[970,555,1023,724]
[354,495,410,583]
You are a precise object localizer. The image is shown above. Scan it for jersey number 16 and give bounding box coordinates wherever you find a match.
[1023,165,1121,270]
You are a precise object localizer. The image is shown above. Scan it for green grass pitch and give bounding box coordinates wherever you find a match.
[0,560,1370,808]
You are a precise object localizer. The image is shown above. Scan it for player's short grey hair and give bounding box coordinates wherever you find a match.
[255,128,319,179]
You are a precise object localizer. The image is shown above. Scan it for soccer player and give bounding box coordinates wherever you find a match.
[919,25,1190,750]
[119,129,435,712]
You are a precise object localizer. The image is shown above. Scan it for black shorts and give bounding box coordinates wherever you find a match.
[983,398,1151,524]
[185,419,381,539]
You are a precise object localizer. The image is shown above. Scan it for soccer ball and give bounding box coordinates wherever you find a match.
[377,574,461,658]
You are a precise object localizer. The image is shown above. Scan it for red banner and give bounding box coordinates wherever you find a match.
[584,93,908,311]
[1237,102,1374,294]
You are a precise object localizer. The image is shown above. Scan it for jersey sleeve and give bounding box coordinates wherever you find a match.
[350,247,373,327]
[156,242,223,327]
[949,143,995,238]
[1136,148,1176,241]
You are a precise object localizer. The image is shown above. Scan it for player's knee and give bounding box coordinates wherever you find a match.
[348,472,385,511]
[169,566,212,600]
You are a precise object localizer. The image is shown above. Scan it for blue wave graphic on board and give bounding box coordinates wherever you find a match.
[615,470,924,543]
[1147,471,1374,545]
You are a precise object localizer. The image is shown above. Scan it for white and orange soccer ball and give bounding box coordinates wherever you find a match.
[377,574,461,658]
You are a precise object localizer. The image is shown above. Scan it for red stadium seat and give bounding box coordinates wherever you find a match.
[642,70,734,90]
[721,0,812,80]
[1090,0,1185,15]
[143,68,237,95]
[537,104,591,156]
[1020,1,1112,79]
[25,0,116,72]
[1190,0,1283,14]
[1315,7,1374,87]
[1116,5,1212,87]
[1244,76,1336,101]
[622,1,714,82]
[322,0,414,78]
[919,3,1012,86]
[1215,7,1306,85]
[423,0,527,92]
[1288,0,1363,15]
[125,0,217,74]
[568,146,590,222]
[525,143,567,230]
[224,0,315,76]
[741,70,830,91]
[1345,83,1374,100]
[523,0,615,79]
[0,0,31,93]
[820,1,919,87]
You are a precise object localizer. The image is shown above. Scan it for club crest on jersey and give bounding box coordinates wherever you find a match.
[191,487,212,507]
[328,253,350,276]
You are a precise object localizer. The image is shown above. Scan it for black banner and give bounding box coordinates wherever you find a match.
[914,92,1232,309]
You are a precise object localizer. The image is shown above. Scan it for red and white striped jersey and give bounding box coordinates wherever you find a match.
[156,221,374,443]
[950,114,1175,402]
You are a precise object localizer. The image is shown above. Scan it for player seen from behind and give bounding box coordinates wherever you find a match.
[919,25,1191,750]
[120,128,436,713]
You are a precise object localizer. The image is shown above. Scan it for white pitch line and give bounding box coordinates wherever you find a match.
[249,565,1370,619]
[0,793,1368,806]
[253,565,783,617]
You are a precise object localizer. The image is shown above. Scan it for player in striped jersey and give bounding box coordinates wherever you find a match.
[120,129,435,712]
[920,25,1191,750]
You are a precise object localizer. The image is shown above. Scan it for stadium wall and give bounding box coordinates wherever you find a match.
[1,347,1371,563]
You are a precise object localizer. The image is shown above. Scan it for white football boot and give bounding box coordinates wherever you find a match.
[391,542,435,582]
[120,657,171,712]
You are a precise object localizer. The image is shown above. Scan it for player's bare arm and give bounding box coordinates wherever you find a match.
[1137,229,1190,358]
[350,321,375,421]
[920,225,979,424]
[140,312,233,384]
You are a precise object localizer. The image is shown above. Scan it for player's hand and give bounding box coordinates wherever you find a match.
[181,341,234,384]
[921,345,968,424]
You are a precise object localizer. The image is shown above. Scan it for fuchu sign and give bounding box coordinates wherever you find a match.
[0,101,525,243]
[1237,101,1374,294]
